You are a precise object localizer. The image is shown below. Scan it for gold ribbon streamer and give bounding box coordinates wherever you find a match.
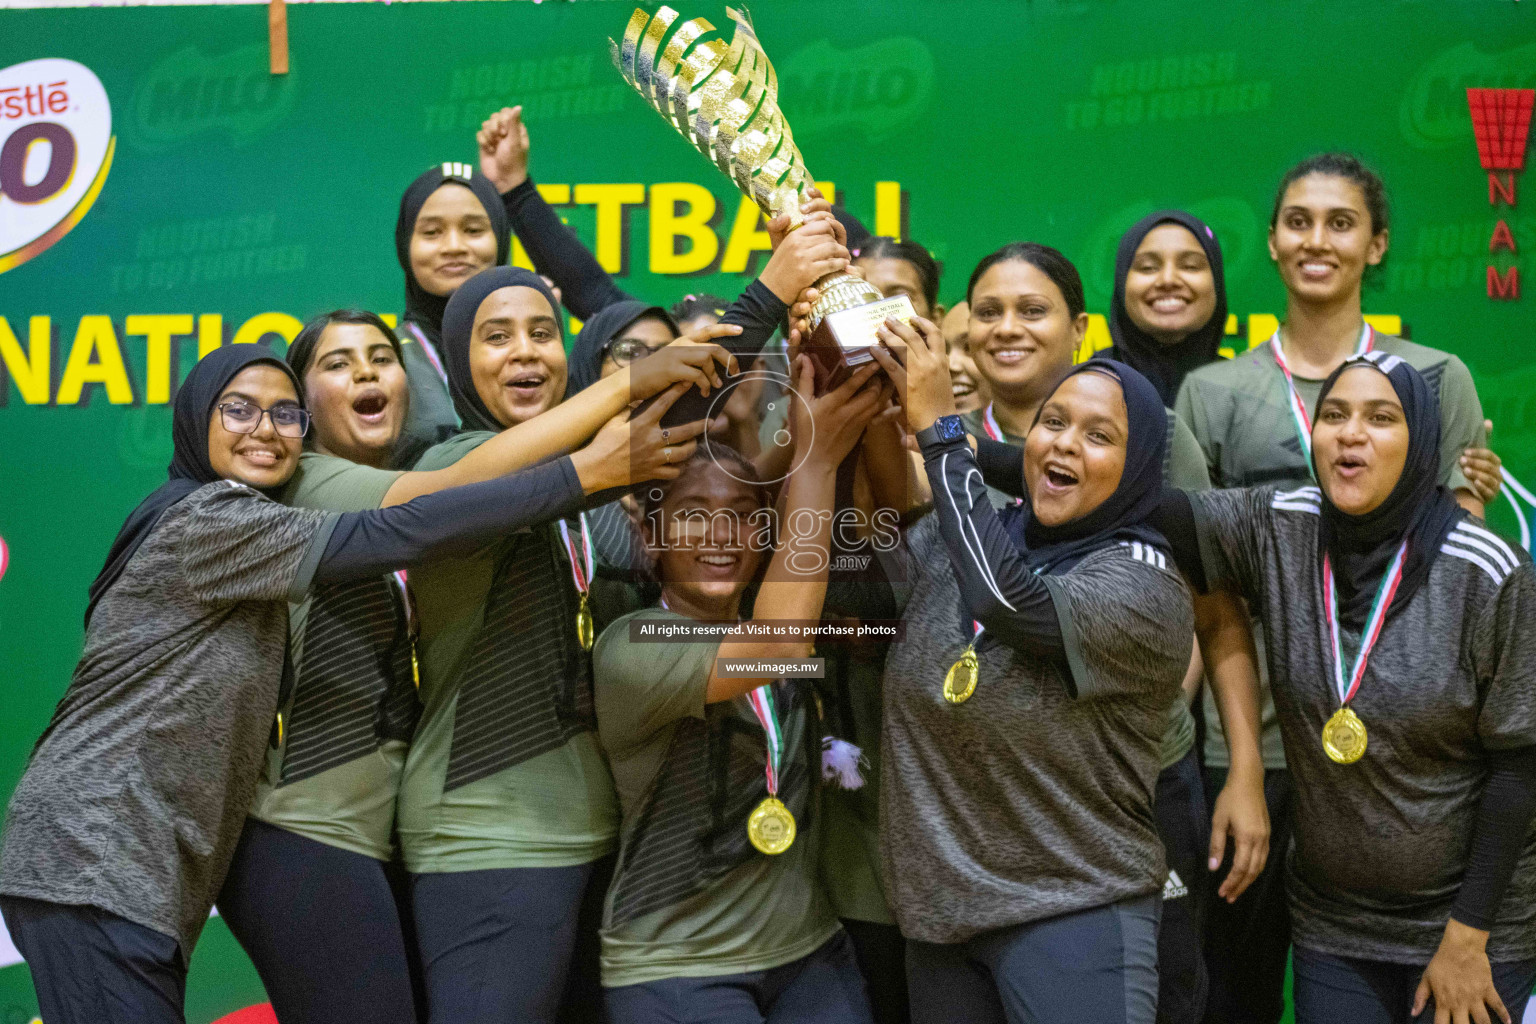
[611,4,813,223]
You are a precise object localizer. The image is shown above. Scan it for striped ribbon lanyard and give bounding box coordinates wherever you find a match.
[391,569,421,689]
[1270,322,1374,478]
[973,403,1007,642]
[980,403,1005,442]
[745,684,785,799]
[557,513,595,599]
[401,321,449,386]
[1321,540,1406,709]
[557,513,597,650]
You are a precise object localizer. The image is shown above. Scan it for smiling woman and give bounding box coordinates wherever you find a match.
[284,309,410,468]
[876,324,1192,1024]
[0,342,663,1024]
[1157,352,1536,1024]
[465,282,568,428]
[592,357,887,1024]
[1106,210,1228,407]
[393,164,513,460]
[1173,155,1504,1024]
[960,242,1088,442]
[190,289,737,1024]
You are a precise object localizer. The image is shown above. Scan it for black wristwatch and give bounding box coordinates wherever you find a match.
[916,414,967,449]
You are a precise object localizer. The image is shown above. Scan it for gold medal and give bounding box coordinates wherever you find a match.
[1322,707,1368,764]
[943,647,978,704]
[575,595,595,652]
[410,647,421,689]
[747,796,796,855]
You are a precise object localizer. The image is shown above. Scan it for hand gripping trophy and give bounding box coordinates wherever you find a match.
[612,6,915,393]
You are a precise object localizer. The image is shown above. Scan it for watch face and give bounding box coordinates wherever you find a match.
[938,416,965,441]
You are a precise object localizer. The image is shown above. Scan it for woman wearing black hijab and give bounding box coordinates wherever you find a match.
[1106,210,1228,407]
[383,265,739,1024]
[1104,210,1231,1024]
[394,164,511,461]
[1163,352,1536,1024]
[0,344,662,1024]
[871,316,1193,1024]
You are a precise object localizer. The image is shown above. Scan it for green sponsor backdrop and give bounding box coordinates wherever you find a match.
[1,1,1533,1019]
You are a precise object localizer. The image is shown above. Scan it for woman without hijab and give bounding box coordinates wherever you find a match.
[0,343,605,1024]
[1160,352,1536,1023]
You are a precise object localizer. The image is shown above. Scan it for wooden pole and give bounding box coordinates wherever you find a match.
[269,0,289,76]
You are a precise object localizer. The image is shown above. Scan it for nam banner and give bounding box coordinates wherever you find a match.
[1,2,1533,1020]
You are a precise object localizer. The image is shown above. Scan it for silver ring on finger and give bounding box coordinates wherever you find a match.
[663,447,673,463]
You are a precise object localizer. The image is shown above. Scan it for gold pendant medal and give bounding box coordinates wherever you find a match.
[1321,707,1368,764]
[747,796,797,855]
[1318,544,1404,768]
[943,647,979,704]
[576,594,595,652]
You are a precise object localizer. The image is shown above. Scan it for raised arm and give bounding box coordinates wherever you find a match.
[479,106,630,318]
[706,359,888,703]
[380,337,738,506]
[974,436,1026,497]
[715,209,851,364]
[869,315,1065,657]
[317,383,703,584]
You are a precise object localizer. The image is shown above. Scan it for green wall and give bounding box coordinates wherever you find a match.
[1,2,1532,1018]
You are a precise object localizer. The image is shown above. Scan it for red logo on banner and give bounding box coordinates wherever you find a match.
[1469,88,1530,301]
[1467,88,1533,171]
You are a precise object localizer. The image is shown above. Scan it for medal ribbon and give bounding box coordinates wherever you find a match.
[390,569,421,687]
[557,513,595,598]
[390,570,417,633]
[402,322,449,385]
[1321,540,1407,707]
[980,403,1004,442]
[745,684,785,796]
[1270,322,1374,478]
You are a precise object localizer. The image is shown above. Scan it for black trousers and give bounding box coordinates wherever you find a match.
[0,895,186,1024]
[906,896,1162,1024]
[842,918,910,1024]
[1292,946,1536,1024]
[604,930,874,1024]
[215,817,417,1024]
[1200,767,1294,1024]
[1154,749,1211,1024]
[409,860,598,1024]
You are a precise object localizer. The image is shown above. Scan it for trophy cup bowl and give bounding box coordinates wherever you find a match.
[612,5,910,392]
[802,276,915,392]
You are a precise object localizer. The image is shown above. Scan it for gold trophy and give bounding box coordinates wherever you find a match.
[612,6,914,392]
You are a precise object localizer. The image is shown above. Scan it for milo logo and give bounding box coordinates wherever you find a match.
[779,36,933,141]
[1400,41,1536,150]
[130,44,294,149]
[0,58,114,275]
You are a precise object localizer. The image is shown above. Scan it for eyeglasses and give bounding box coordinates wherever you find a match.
[607,337,665,367]
[217,401,311,438]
